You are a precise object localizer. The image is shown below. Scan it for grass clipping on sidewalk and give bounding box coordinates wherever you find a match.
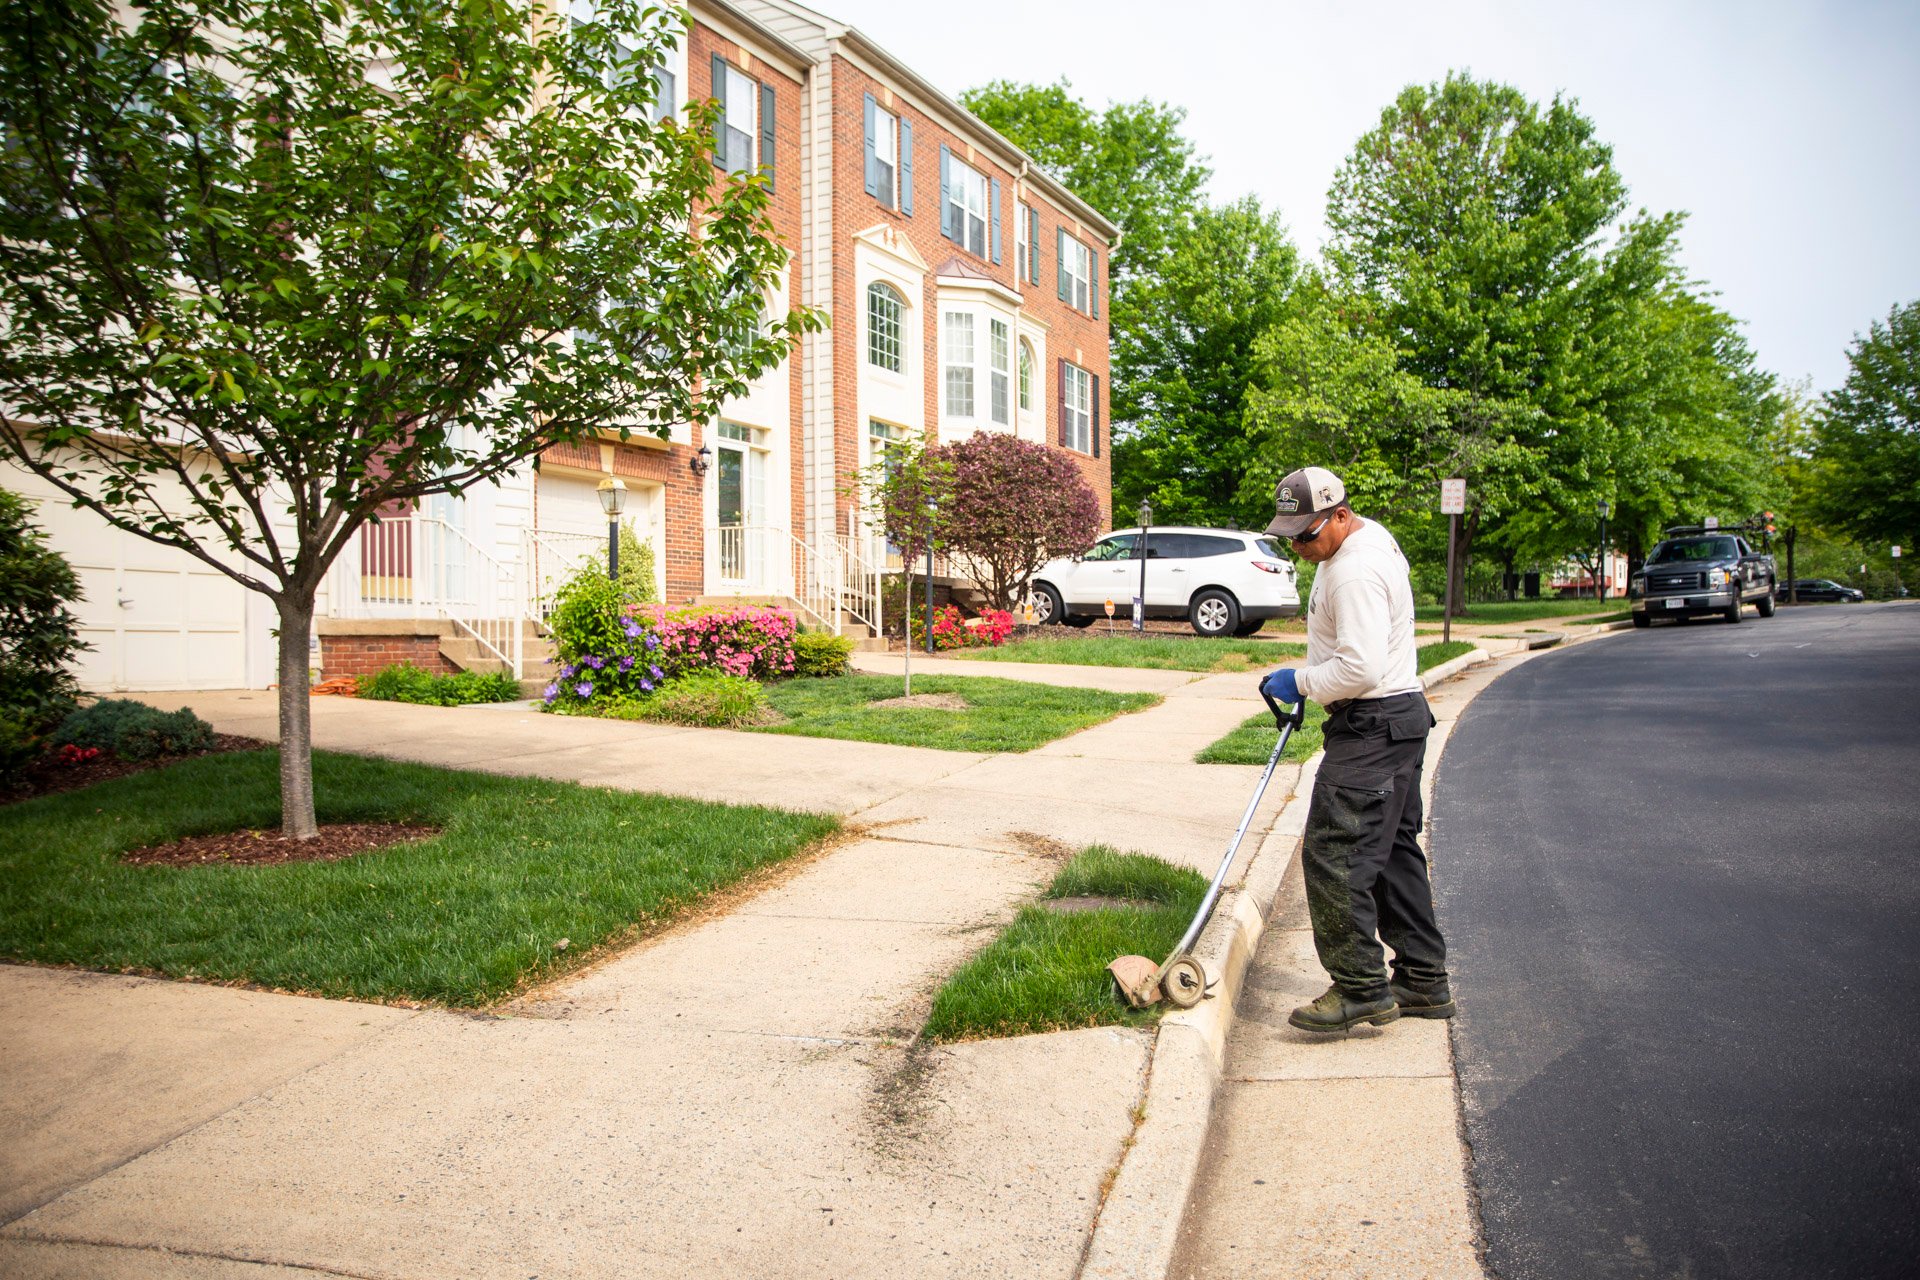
[0,749,837,1006]
[923,846,1207,1041]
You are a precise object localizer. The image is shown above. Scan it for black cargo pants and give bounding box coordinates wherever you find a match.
[1302,691,1449,1002]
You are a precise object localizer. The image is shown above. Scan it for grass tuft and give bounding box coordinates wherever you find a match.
[1415,599,1620,624]
[753,674,1158,753]
[0,749,836,1006]
[924,846,1207,1042]
[961,634,1305,673]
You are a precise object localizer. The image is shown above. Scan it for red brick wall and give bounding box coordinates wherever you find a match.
[827,59,1113,528]
[320,635,458,677]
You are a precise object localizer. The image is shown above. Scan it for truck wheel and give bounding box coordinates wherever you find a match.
[1632,612,1650,629]
[1725,597,1743,624]
[1757,590,1776,618]
[1190,589,1240,637]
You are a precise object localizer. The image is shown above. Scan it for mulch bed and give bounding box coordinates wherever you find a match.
[3,734,272,806]
[122,822,440,867]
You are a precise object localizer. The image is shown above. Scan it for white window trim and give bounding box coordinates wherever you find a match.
[942,310,975,420]
[1017,338,1034,413]
[989,318,1011,427]
[1064,237,1091,314]
[866,281,906,376]
[873,103,897,207]
[722,63,757,175]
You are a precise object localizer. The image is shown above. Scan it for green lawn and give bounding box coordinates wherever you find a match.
[1193,640,1476,766]
[961,634,1306,672]
[0,750,837,1006]
[1415,599,1617,624]
[754,674,1158,753]
[924,847,1207,1040]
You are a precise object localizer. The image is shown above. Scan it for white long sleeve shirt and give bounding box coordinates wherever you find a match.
[1294,518,1422,705]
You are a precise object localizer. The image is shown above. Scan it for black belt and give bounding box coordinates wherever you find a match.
[1325,691,1423,715]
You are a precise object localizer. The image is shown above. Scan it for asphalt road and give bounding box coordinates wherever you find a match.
[1432,601,1920,1280]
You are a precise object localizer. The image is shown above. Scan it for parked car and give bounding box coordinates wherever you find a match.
[1631,527,1776,627]
[1776,578,1865,603]
[1028,527,1301,637]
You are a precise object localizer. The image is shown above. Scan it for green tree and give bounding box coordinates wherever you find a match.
[0,0,819,835]
[1319,73,1777,607]
[1812,300,1920,549]
[0,489,88,778]
[1112,197,1300,529]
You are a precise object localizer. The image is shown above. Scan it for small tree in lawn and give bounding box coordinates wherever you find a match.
[860,441,950,691]
[0,489,88,780]
[0,0,819,836]
[938,433,1101,610]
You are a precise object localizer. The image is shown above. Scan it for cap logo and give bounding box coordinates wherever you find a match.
[1276,486,1298,514]
[1319,486,1336,505]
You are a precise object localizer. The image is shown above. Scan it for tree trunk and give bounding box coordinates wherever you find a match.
[275,593,318,839]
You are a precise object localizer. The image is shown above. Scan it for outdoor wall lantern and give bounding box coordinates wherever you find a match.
[597,475,627,580]
[689,444,713,477]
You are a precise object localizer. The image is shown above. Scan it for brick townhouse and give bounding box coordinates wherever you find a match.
[3,0,1116,692]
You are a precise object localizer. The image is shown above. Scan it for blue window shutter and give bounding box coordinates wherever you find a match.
[711,54,727,168]
[989,178,1002,264]
[1056,227,1068,301]
[939,145,954,241]
[899,119,914,215]
[1089,247,1099,318]
[760,82,775,192]
[714,56,725,167]
[1091,373,1101,457]
[863,94,879,199]
[1058,358,1069,447]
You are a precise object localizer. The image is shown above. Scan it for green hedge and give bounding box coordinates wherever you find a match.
[51,699,215,761]
[355,662,521,706]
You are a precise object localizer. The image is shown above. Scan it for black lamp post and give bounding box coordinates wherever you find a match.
[1597,499,1610,600]
[1136,499,1152,631]
[597,476,627,581]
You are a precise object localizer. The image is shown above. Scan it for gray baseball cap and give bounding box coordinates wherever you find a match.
[1264,467,1348,538]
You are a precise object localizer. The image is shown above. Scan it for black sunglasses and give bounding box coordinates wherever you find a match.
[1289,514,1333,545]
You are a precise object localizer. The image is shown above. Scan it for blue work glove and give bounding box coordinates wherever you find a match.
[1260,667,1302,707]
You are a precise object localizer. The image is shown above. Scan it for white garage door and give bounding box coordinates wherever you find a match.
[23,493,250,692]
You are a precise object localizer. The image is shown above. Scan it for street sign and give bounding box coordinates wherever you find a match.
[1132,596,1143,629]
[1894,546,1903,558]
[1704,516,1719,529]
[1104,598,1115,618]
[1440,478,1466,515]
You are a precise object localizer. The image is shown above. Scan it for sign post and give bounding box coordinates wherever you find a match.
[1104,597,1116,636]
[1440,478,1467,645]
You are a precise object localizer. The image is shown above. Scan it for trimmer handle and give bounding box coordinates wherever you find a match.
[1260,684,1307,730]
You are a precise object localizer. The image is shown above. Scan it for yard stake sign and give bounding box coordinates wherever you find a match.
[1441,479,1467,645]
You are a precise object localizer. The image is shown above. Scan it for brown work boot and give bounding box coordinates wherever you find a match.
[1389,980,1457,1019]
[1287,986,1401,1033]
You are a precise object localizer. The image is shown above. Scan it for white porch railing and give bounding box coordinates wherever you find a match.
[328,516,522,675]
[523,527,607,620]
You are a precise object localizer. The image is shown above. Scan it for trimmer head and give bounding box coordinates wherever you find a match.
[1108,954,1163,1008]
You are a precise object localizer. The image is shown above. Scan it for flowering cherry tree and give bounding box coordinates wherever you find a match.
[935,434,1102,610]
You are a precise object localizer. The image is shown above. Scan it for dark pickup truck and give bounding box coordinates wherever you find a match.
[1631,527,1777,627]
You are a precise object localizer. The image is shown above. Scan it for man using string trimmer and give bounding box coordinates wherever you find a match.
[1260,467,1455,1033]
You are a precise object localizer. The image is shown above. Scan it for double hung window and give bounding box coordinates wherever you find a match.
[942,312,974,417]
[872,104,896,202]
[1062,362,1091,453]
[721,64,756,175]
[866,282,904,373]
[947,157,988,258]
[1018,339,1035,413]
[989,319,1010,426]
[1062,236,1091,313]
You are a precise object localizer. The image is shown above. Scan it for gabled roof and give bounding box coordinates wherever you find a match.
[731,0,1121,244]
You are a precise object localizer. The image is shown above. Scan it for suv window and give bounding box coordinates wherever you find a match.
[1083,534,1139,562]
[1183,534,1243,559]
[1649,537,1737,564]
[1254,536,1288,560]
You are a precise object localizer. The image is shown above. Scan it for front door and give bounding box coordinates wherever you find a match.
[715,422,767,585]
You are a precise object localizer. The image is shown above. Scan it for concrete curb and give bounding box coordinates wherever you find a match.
[1075,647,1494,1280]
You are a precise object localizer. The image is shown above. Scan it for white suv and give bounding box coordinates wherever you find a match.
[1028,527,1301,637]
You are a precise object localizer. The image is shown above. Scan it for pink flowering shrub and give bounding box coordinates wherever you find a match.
[542,600,798,714]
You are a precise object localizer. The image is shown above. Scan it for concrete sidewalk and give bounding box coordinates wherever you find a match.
[1,668,1294,1277]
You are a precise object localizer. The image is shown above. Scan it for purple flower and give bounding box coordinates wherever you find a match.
[575,680,594,697]
[586,654,605,670]
[542,682,559,702]
[649,664,664,680]
[643,633,659,650]
[640,679,654,693]
[622,617,642,639]
[618,655,636,672]
[560,663,578,679]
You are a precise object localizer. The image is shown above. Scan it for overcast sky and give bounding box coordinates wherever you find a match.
[811,0,1920,397]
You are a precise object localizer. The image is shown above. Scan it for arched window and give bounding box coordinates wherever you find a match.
[1018,339,1035,412]
[866,282,905,373]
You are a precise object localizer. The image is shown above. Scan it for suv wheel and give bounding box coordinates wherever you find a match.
[1231,617,1266,637]
[1032,583,1065,626]
[1190,589,1240,637]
